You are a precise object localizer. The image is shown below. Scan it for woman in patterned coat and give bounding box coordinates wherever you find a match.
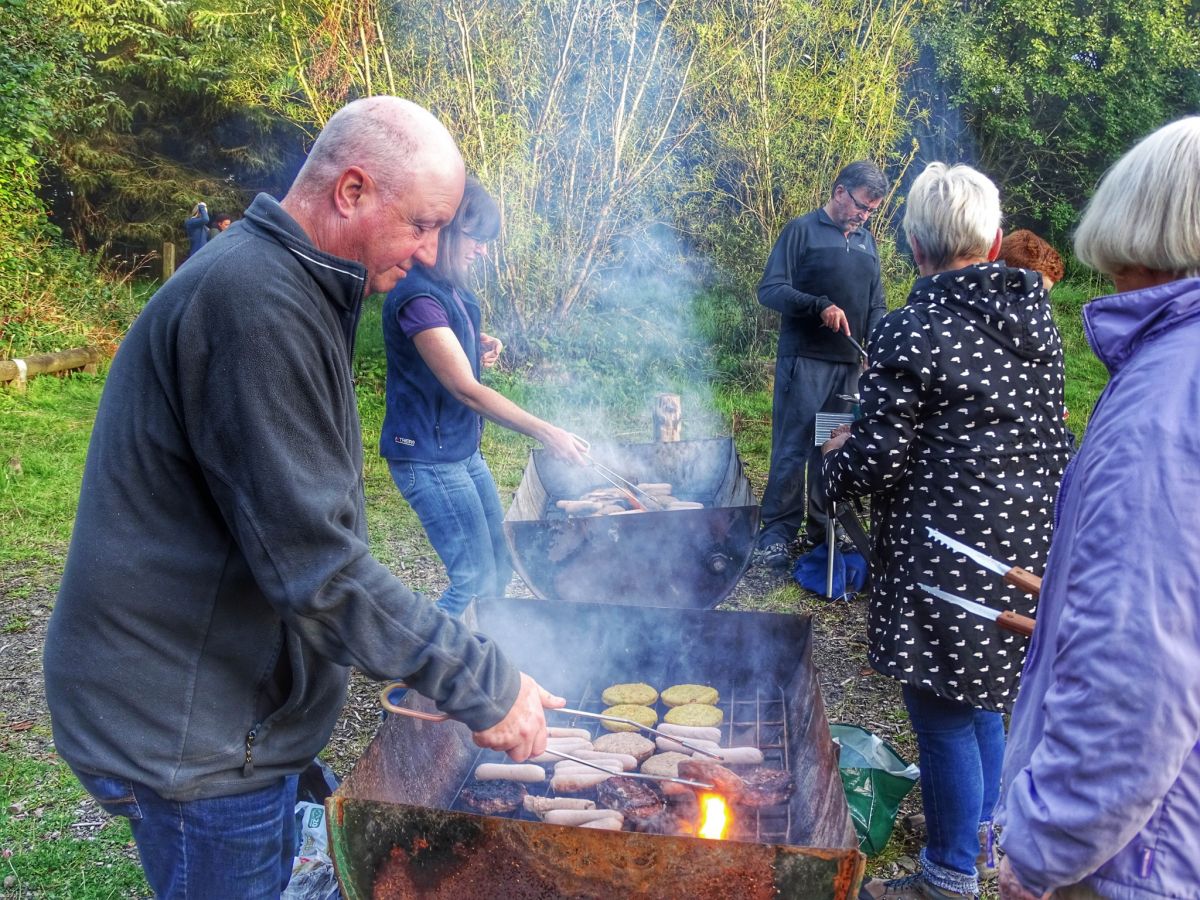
[823,163,1072,900]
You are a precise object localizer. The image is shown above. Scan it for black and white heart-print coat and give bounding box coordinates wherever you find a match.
[823,262,1073,712]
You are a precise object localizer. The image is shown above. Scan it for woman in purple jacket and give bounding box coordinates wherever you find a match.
[997,117,1200,899]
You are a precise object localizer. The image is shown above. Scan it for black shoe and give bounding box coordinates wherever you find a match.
[752,543,790,570]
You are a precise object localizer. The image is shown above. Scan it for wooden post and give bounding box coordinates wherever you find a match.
[1,347,101,390]
[162,241,176,281]
[652,392,682,442]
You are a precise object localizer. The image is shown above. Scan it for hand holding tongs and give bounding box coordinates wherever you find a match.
[572,436,667,511]
[378,683,721,760]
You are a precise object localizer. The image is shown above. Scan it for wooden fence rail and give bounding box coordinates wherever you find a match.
[0,347,100,392]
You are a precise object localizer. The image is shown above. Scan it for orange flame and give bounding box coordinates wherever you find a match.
[697,792,730,840]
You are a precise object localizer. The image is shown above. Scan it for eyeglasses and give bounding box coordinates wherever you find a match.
[843,187,881,216]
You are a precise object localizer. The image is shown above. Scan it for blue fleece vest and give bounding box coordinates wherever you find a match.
[379,267,484,463]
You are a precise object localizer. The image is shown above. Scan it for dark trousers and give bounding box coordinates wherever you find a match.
[758,355,858,548]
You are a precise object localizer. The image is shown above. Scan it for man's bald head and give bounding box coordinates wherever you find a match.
[291,96,462,199]
[283,97,466,294]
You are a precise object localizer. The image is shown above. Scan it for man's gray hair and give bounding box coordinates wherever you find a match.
[833,161,888,199]
[291,96,422,197]
[904,162,1001,271]
[1075,116,1200,278]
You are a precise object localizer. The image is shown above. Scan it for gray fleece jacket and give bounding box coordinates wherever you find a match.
[43,193,520,801]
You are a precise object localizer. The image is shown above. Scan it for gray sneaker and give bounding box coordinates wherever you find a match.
[859,873,976,900]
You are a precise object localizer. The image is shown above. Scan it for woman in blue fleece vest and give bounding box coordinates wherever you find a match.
[381,177,585,617]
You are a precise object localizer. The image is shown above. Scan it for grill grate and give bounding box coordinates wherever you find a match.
[446,681,793,843]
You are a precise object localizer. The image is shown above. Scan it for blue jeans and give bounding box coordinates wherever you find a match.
[902,685,1004,892]
[73,769,298,899]
[388,450,512,618]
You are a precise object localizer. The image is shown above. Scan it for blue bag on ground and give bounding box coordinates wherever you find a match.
[793,544,869,600]
[830,723,920,856]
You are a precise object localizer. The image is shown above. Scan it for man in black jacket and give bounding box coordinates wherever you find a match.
[44,96,563,898]
[754,161,888,569]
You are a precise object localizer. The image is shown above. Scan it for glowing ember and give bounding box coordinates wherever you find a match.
[697,793,730,840]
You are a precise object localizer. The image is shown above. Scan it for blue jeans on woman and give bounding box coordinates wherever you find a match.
[73,769,298,898]
[388,450,512,618]
[901,684,1005,894]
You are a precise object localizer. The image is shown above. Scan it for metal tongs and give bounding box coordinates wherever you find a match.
[551,706,722,759]
[543,747,714,790]
[378,685,722,760]
[572,437,667,511]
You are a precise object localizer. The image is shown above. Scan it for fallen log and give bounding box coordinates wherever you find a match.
[1,347,100,391]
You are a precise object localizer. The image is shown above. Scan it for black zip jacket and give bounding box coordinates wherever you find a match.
[44,194,521,801]
[758,208,886,362]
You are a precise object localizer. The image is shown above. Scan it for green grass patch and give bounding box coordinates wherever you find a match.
[0,372,103,577]
[1050,280,1111,432]
[0,746,148,897]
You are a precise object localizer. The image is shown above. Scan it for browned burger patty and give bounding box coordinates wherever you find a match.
[736,767,796,808]
[459,780,527,815]
[597,776,666,821]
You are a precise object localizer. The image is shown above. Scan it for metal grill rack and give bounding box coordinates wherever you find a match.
[446,681,794,843]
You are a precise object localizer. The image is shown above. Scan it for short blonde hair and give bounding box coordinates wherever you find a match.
[1075,116,1200,278]
[904,162,1001,271]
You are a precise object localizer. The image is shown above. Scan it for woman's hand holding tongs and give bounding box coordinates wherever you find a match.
[473,673,567,762]
[537,426,589,465]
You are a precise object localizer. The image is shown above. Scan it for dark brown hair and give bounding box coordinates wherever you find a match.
[432,175,501,289]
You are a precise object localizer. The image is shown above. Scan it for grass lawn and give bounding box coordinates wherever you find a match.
[0,276,1109,896]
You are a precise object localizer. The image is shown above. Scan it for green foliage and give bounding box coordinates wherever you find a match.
[31,0,304,252]
[925,0,1200,240]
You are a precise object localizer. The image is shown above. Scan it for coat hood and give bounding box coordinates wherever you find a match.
[909,262,1058,363]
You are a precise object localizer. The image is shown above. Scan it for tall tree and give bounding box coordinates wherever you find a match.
[925,0,1200,238]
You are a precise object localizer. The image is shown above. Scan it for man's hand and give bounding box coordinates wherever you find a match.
[820,304,851,335]
[821,423,852,455]
[480,332,503,369]
[472,673,566,761]
[998,857,1052,900]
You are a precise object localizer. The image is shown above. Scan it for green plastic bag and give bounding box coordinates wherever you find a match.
[830,723,920,856]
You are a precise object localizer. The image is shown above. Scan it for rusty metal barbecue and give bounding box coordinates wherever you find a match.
[330,598,864,899]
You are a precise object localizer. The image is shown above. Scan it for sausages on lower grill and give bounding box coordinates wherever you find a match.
[474,763,547,782]
[550,772,613,792]
[554,751,637,770]
[547,727,592,740]
[523,796,596,816]
[658,723,722,743]
[542,809,625,826]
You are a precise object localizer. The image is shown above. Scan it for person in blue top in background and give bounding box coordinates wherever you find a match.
[183,200,209,258]
[380,176,587,618]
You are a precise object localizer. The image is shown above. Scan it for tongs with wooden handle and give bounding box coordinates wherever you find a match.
[926,526,1043,596]
[378,683,722,759]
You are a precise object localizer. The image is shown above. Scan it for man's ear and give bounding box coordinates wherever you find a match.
[987,228,1003,262]
[332,166,369,219]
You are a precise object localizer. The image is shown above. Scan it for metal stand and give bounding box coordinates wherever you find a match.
[825,500,837,599]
